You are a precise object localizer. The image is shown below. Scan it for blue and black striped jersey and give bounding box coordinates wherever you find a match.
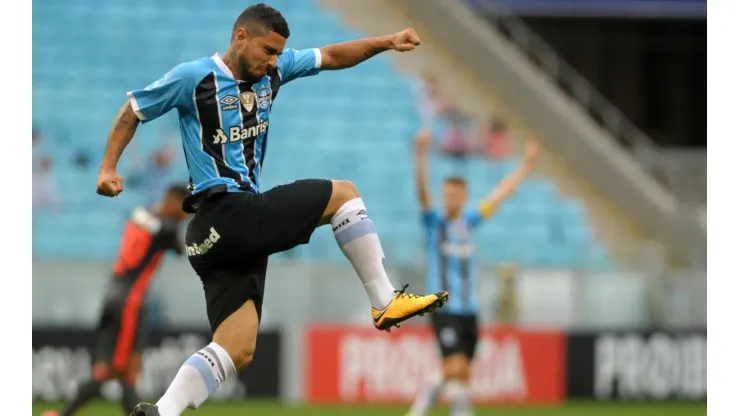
[422,207,483,315]
[127,49,322,209]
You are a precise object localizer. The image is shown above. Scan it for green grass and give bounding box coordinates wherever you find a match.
[33,400,707,416]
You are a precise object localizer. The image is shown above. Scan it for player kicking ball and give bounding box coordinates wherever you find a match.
[42,185,190,416]
[94,4,449,416]
[406,130,540,416]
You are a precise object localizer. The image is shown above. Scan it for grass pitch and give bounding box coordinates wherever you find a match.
[34,400,706,416]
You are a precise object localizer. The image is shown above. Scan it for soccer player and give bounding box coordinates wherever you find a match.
[93,4,450,416]
[43,184,190,416]
[407,129,540,416]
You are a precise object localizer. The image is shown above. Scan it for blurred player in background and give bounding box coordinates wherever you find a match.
[93,3,449,416]
[407,130,540,416]
[43,184,189,416]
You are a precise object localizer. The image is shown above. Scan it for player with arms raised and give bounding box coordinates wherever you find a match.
[94,4,449,416]
[407,130,540,416]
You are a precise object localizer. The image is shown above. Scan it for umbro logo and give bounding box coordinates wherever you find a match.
[333,210,369,232]
[332,218,350,233]
[219,95,239,111]
[356,209,369,220]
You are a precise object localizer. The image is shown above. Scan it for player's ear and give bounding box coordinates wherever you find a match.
[233,27,247,42]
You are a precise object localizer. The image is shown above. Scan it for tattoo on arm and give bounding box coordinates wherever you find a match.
[101,102,140,169]
[362,46,385,61]
[321,37,392,70]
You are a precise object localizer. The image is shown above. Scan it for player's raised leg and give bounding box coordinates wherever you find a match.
[322,180,449,331]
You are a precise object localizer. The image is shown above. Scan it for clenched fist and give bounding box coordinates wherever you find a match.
[389,28,421,52]
[96,168,124,197]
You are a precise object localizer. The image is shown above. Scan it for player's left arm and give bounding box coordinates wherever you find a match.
[277,29,419,85]
[474,139,541,223]
[319,28,421,70]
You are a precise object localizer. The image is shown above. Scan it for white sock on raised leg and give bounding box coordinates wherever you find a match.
[331,198,396,309]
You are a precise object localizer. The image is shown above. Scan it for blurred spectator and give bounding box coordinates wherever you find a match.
[149,148,175,197]
[72,150,91,171]
[439,107,478,159]
[415,73,443,128]
[481,117,511,160]
[128,146,175,203]
[32,127,43,149]
[415,74,483,160]
[33,156,62,211]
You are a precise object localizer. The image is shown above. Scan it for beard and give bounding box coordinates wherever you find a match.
[239,58,262,82]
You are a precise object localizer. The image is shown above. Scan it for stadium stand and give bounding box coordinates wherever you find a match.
[32,0,611,270]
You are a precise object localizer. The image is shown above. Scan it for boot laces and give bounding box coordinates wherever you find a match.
[394,284,423,300]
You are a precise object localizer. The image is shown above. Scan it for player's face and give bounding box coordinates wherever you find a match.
[442,182,468,216]
[238,30,286,80]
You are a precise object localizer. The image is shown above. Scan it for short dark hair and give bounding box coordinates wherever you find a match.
[233,3,290,39]
[444,175,467,187]
[165,183,191,201]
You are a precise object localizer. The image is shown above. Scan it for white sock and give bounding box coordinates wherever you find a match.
[331,198,396,309]
[448,380,474,416]
[155,342,236,416]
[410,375,445,416]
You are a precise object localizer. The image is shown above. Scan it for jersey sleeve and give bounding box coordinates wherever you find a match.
[464,206,484,228]
[421,208,440,229]
[277,48,322,85]
[127,62,199,123]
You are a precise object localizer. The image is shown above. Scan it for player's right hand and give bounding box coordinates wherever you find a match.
[96,169,124,197]
[415,129,431,153]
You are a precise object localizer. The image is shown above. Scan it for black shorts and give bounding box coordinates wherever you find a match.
[431,312,479,359]
[95,282,149,370]
[185,179,333,333]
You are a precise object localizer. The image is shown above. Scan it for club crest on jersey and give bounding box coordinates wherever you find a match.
[255,85,272,110]
[240,91,255,112]
[219,95,239,111]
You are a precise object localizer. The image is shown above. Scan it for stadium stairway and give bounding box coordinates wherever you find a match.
[32,0,611,270]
